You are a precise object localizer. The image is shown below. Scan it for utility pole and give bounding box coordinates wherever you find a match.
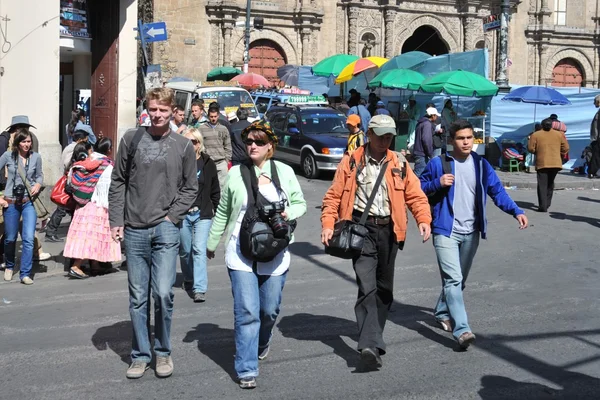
[243,0,251,73]
[496,0,511,91]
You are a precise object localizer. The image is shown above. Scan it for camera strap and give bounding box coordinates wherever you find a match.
[241,160,285,209]
[13,154,30,193]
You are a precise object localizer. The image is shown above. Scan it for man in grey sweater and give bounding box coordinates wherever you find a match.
[199,107,231,188]
[109,88,198,380]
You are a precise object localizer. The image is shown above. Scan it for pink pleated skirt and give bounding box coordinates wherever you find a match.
[63,202,122,262]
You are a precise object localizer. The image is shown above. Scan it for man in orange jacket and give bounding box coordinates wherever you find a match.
[321,115,432,369]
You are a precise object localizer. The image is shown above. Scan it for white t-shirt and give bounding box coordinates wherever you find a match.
[225,181,290,276]
[452,155,477,234]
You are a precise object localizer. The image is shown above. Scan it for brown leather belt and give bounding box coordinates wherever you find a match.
[353,210,391,226]
[5,198,29,205]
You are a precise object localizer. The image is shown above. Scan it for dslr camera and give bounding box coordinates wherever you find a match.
[258,200,292,239]
[13,184,26,202]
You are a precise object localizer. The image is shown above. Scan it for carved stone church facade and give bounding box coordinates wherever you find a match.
[152,0,600,88]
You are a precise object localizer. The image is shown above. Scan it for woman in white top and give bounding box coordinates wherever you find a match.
[207,120,306,389]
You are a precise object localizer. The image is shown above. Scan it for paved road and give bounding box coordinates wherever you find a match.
[1,174,599,400]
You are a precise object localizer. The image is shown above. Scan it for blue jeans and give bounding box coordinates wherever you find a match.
[179,211,212,293]
[125,220,180,362]
[4,202,37,279]
[433,232,480,339]
[228,268,287,379]
[413,155,430,177]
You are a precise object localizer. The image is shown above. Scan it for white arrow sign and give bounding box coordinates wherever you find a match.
[146,27,165,38]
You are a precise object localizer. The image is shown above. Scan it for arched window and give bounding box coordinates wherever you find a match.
[248,39,288,86]
[475,40,486,49]
[551,58,583,87]
[402,26,449,56]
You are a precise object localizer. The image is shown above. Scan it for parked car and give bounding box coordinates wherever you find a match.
[252,88,313,119]
[265,96,348,178]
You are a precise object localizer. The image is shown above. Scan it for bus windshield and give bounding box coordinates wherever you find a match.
[199,90,258,119]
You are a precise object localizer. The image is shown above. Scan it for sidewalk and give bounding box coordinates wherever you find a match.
[495,170,599,190]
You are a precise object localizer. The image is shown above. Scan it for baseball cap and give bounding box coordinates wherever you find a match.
[376,101,385,106]
[426,107,441,117]
[346,114,361,127]
[368,115,396,136]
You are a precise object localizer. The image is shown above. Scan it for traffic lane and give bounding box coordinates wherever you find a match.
[1,186,600,399]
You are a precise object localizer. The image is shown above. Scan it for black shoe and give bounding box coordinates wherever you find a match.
[360,347,382,368]
[68,269,89,279]
[45,234,64,243]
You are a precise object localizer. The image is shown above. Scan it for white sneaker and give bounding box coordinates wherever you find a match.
[34,252,52,261]
[4,269,13,281]
[21,276,33,285]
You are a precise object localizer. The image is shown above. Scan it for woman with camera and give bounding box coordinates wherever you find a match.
[207,120,306,389]
[63,141,121,279]
[0,128,44,284]
[179,128,220,303]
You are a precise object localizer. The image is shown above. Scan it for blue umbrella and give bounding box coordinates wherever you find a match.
[502,86,571,128]
[277,64,300,87]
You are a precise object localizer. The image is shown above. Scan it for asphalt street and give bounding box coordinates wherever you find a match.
[1,172,599,400]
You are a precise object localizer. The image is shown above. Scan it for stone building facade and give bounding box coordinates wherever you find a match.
[152,0,600,88]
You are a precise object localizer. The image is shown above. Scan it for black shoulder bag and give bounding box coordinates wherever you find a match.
[239,160,294,263]
[125,128,146,186]
[427,155,452,213]
[325,160,389,259]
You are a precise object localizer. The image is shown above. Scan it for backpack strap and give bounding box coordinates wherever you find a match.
[240,163,257,208]
[125,128,146,185]
[440,155,452,175]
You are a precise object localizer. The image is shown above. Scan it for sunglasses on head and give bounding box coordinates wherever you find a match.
[243,138,268,147]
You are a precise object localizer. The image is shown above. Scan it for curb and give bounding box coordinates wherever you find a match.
[499,178,600,190]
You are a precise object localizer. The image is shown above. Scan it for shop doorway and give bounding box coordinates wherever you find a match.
[248,39,287,86]
[402,25,449,56]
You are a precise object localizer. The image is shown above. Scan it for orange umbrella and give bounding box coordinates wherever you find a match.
[230,73,271,88]
[335,56,389,84]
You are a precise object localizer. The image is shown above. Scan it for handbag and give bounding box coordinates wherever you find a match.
[50,174,77,211]
[325,160,389,259]
[16,157,49,219]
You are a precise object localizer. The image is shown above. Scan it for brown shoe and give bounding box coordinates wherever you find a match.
[457,332,476,349]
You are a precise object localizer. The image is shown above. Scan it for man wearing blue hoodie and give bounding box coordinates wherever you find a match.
[413,107,440,177]
[420,119,528,349]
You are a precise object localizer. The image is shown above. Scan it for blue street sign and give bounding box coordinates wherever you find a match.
[142,21,168,43]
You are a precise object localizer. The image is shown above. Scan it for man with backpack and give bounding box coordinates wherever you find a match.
[109,87,198,379]
[321,115,432,369]
[419,119,528,350]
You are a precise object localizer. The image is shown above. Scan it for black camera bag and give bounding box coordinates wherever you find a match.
[239,160,290,262]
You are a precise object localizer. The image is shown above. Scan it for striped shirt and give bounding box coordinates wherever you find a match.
[354,148,390,217]
[199,122,232,162]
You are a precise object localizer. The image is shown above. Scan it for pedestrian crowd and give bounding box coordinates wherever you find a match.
[3,86,600,392]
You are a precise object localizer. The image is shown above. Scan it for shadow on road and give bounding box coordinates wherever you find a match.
[577,196,600,204]
[549,211,600,229]
[477,330,600,400]
[289,242,454,351]
[278,313,359,369]
[91,320,134,365]
[183,323,237,382]
[514,200,538,211]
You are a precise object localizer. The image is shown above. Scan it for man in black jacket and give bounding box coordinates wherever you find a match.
[229,108,251,165]
[413,107,440,177]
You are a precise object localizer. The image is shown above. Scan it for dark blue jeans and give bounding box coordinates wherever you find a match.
[125,220,180,363]
[4,202,37,279]
[413,155,430,177]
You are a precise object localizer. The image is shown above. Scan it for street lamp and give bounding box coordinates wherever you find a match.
[496,0,511,92]
[243,0,251,73]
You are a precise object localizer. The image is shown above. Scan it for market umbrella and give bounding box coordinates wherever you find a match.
[230,72,271,88]
[379,51,431,74]
[502,85,571,127]
[420,69,499,97]
[312,54,359,77]
[367,69,425,90]
[335,56,389,84]
[277,64,300,87]
[206,66,243,81]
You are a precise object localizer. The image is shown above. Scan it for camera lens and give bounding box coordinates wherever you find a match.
[270,214,289,238]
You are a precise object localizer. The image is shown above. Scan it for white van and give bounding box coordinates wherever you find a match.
[165,81,260,122]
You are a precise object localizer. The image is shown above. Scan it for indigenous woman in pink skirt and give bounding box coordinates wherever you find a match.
[64,140,121,279]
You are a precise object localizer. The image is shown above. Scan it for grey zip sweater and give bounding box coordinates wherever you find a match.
[109,128,198,228]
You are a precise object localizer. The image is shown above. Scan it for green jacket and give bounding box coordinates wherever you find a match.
[207,160,307,252]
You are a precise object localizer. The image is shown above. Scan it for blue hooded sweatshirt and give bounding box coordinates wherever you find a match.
[420,152,524,239]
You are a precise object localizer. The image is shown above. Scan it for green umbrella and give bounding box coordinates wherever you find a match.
[420,69,499,97]
[368,69,425,90]
[312,54,359,77]
[206,66,243,81]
